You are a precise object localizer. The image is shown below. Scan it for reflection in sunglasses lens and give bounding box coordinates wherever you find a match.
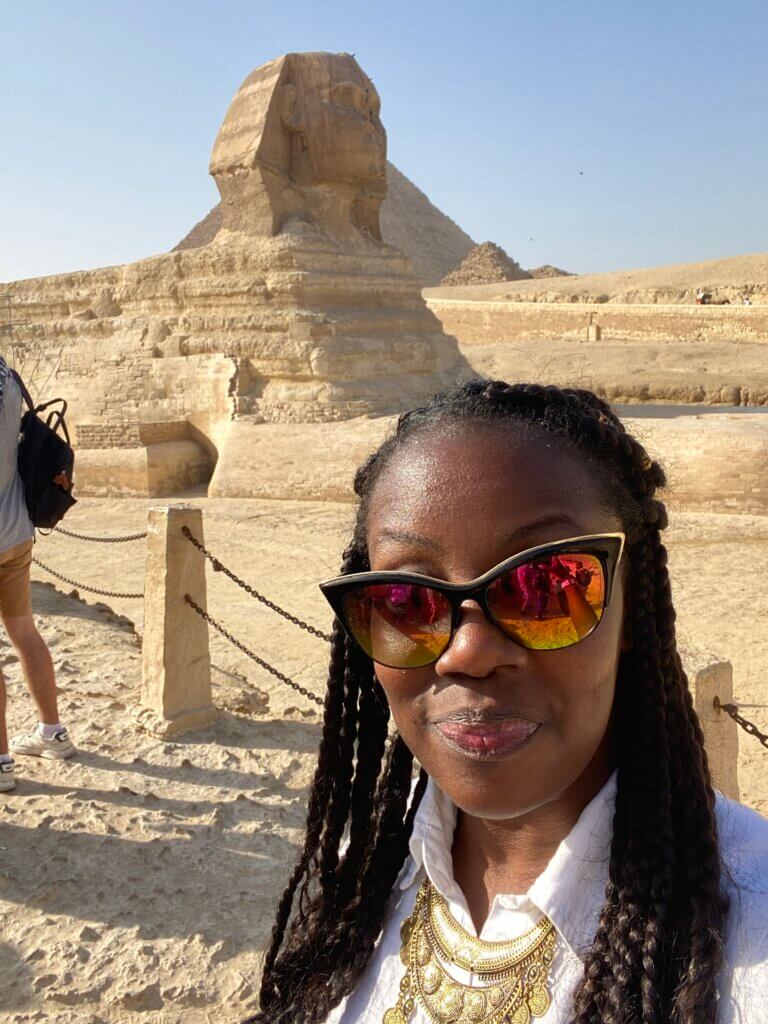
[343,584,452,667]
[487,553,605,650]
[342,552,607,666]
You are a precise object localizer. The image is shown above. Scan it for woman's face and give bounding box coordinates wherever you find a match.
[365,424,626,820]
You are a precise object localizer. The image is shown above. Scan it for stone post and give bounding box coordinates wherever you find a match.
[140,505,217,737]
[689,658,739,802]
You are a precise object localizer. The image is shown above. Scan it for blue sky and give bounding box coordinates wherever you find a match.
[2,0,766,281]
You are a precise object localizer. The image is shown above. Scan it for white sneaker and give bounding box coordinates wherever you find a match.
[10,727,76,760]
[0,760,16,791]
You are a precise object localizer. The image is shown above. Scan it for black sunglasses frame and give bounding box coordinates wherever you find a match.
[319,532,626,667]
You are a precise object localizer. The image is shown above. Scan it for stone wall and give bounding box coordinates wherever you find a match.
[76,421,197,450]
[427,299,768,345]
[76,442,214,497]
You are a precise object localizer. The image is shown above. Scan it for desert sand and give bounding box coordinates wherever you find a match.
[425,250,768,304]
[2,489,767,1024]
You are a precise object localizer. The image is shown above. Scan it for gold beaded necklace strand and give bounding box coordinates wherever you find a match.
[383,879,556,1024]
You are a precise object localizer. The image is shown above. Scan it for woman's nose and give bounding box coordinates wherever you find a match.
[434,600,527,678]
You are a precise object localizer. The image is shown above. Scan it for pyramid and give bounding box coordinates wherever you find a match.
[529,264,572,279]
[440,241,531,287]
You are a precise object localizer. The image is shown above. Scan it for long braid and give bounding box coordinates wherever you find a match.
[255,616,347,1011]
[253,546,362,1017]
[249,378,728,1024]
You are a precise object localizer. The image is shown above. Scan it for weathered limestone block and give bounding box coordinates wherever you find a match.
[91,287,122,318]
[76,441,213,497]
[684,652,739,801]
[140,506,217,737]
[210,52,386,242]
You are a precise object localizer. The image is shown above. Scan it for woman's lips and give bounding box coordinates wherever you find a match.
[434,718,540,758]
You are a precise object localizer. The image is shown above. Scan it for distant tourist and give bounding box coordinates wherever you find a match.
[247,379,768,1024]
[0,357,74,794]
[743,295,752,306]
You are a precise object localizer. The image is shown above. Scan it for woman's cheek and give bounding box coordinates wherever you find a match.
[374,673,433,743]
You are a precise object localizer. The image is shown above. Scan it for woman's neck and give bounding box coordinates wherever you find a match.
[451,760,613,934]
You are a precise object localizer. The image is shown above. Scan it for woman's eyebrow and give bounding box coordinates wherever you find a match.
[505,514,586,546]
[374,528,444,553]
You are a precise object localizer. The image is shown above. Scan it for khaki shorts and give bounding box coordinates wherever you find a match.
[0,539,34,619]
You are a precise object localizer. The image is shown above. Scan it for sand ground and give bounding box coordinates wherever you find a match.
[2,495,767,1023]
[425,250,768,303]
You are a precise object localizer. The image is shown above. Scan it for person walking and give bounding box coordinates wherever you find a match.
[0,357,74,794]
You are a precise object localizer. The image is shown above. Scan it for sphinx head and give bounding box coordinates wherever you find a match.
[210,52,386,240]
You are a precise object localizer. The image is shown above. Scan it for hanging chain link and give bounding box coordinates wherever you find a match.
[181,526,332,643]
[184,594,323,708]
[54,525,147,543]
[715,697,768,750]
[32,556,144,600]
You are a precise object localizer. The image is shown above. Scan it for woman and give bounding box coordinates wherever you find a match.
[248,380,767,1024]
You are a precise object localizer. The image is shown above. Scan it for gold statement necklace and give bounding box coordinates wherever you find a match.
[383,879,556,1024]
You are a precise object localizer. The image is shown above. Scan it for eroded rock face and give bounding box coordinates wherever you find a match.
[3,52,471,494]
[174,162,476,287]
[210,52,387,242]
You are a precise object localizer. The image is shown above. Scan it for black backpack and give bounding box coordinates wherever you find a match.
[11,370,77,530]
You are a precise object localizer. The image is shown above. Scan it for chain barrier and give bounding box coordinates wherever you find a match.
[181,526,332,643]
[715,698,768,751]
[37,518,327,707]
[54,526,147,543]
[33,522,146,599]
[184,594,324,708]
[32,556,144,601]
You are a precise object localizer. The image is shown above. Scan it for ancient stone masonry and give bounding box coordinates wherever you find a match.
[2,52,470,496]
[428,298,768,349]
[441,242,530,287]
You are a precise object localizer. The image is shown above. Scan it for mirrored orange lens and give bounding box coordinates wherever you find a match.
[487,553,605,650]
[343,583,452,668]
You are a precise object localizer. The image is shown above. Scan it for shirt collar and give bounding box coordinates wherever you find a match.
[400,771,616,959]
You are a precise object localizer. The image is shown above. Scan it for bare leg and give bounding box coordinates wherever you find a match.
[0,668,8,754]
[2,615,59,725]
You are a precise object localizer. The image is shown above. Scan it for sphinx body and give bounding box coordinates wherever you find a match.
[2,52,470,497]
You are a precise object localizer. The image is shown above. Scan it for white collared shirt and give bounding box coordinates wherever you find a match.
[325,773,768,1022]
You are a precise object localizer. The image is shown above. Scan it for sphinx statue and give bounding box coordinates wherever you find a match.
[2,52,471,498]
[210,52,386,242]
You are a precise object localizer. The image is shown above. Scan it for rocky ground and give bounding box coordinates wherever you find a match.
[1,496,767,1023]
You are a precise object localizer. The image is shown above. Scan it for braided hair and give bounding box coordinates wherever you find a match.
[247,379,728,1024]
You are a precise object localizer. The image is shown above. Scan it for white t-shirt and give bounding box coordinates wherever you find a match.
[324,773,768,1022]
[0,360,34,555]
